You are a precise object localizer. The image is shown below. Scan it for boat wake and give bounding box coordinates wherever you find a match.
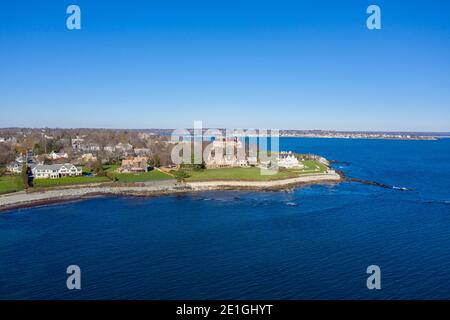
[286,202,298,207]
[423,199,450,206]
[392,186,410,191]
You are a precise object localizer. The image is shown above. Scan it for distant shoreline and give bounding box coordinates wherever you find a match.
[0,172,342,212]
[281,135,440,141]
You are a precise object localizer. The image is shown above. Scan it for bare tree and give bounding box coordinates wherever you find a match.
[0,144,16,165]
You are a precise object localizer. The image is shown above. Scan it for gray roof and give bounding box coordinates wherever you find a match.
[8,161,22,168]
[31,163,79,170]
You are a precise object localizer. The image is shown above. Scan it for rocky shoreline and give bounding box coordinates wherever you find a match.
[0,172,342,212]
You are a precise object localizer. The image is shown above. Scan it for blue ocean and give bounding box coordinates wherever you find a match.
[1,138,449,299]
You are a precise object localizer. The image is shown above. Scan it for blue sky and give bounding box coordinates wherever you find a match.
[0,0,449,131]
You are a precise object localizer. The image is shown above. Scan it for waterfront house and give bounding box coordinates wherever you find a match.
[118,156,149,173]
[276,151,303,168]
[31,163,82,179]
[204,137,247,168]
[205,153,252,168]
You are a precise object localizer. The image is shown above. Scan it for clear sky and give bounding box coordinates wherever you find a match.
[0,0,449,131]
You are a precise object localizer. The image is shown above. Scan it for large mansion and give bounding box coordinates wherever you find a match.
[205,138,247,168]
[30,163,82,179]
[276,151,303,168]
[118,156,149,173]
[204,137,302,169]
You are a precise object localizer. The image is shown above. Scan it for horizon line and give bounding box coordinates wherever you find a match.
[0,127,449,135]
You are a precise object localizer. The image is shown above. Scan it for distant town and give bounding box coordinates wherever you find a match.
[278,130,445,140]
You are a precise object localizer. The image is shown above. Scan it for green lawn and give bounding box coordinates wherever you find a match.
[289,160,328,174]
[104,164,120,172]
[32,176,110,188]
[0,160,328,193]
[0,175,24,194]
[185,160,328,182]
[186,167,298,182]
[104,164,173,182]
[109,170,173,183]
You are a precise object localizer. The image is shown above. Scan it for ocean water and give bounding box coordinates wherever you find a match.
[0,138,449,299]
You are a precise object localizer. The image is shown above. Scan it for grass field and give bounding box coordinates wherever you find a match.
[0,175,24,194]
[185,167,295,181]
[32,176,110,188]
[291,160,328,174]
[104,165,173,182]
[0,160,327,193]
[185,160,328,182]
[109,170,173,183]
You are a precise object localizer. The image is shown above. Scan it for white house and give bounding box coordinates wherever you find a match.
[31,163,82,179]
[6,151,35,173]
[49,151,68,160]
[276,151,303,169]
[7,161,22,174]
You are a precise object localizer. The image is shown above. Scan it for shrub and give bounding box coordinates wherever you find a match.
[171,170,191,182]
